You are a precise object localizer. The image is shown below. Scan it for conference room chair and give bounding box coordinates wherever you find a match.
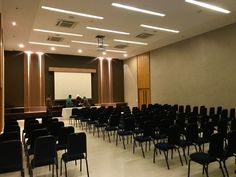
[229,108,235,119]
[56,126,75,151]
[230,118,236,131]
[69,108,79,125]
[60,132,89,177]
[116,116,135,149]
[133,121,155,158]
[187,133,226,177]
[4,125,20,134]
[224,130,236,177]
[87,107,99,133]
[221,109,228,119]
[185,105,191,114]
[26,128,49,168]
[192,106,199,115]
[153,125,183,169]
[209,107,215,117]
[103,114,120,142]
[217,106,223,115]
[29,135,58,177]
[93,114,108,137]
[0,140,24,177]
[5,120,18,126]
[178,105,184,114]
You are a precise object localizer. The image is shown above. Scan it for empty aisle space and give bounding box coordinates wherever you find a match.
[1,117,236,177]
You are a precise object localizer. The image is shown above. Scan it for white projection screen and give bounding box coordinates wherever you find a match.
[54,72,92,99]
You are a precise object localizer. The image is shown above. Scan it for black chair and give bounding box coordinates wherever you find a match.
[133,121,155,158]
[103,114,119,142]
[60,133,89,177]
[56,126,75,151]
[153,125,183,169]
[0,140,24,177]
[209,107,215,117]
[116,116,135,149]
[0,131,20,142]
[230,118,236,131]
[217,106,223,115]
[29,135,58,177]
[229,108,235,119]
[188,133,226,177]
[224,130,236,177]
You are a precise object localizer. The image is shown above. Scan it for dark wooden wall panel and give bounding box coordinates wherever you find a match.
[112,59,124,102]
[5,51,24,107]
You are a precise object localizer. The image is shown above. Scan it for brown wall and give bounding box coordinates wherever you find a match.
[5,51,24,107]
[112,59,124,102]
[4,52,124,107]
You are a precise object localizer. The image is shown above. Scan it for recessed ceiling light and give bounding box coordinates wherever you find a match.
[86,26,130,35]
[18,44,24,48]
[102,52,107,55]
[106,49,127,54]
[185,0,230,14]
[124,54,128,57]
[71,40,109,46]
[114,39,148,45]
[51,47,56,51]
[140,24,179,33]
[12,21,16,26]
[112,3,165,17]
[78,49,83,53]
[41,6,104,19]
[29,42,70,48]
[34,29,83,37]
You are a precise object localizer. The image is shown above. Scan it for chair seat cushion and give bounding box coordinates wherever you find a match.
[153,134,167,140]
[134,136,152,142]
[62,153,85,162]
[117,130,132,136]
[155,143,175,150]
[190,152,216,164]
[105,127,118,131]
[0,164,22,173]
[31,158,55,168]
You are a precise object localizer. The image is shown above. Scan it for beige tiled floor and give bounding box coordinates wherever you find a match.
[1,117,236,177]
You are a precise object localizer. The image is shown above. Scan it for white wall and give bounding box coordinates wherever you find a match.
[150,23,236,109]
[124,57,138,108]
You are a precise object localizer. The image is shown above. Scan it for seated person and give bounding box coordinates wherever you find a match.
[65,95,73,107]
[83,96,90,108]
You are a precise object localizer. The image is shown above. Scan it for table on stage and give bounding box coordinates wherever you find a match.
[61,106,101,119]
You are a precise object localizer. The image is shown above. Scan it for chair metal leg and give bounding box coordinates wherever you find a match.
[163,151,170,169]
[21,169,25,177]
[116,134,118,146]
[60,159,63,175]
[140,143,145,158]
[219,161,225,177]
[133,140,136,153]
[122,136,126,149]
[153,147,156,163]
[64,162,67,177]
[188,160,191,177]
[85,158,90,177]
[108,131,111,143]
[223,160,229,177]
[205,165,209,177]
[177,148,183,166]
[182,147,187,164]
[80,159,82,171]
[52,164,54,177]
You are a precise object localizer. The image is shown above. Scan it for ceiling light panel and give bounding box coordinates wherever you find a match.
[140,24,179,33]
[112,3,165,17]
[34,29,83,37]
[114,39,148,45]
[86,26,130,35]
[106,49,127,53]
[71,40,109,46]
[29,42,70,47]
[41,6,104,19]
[185,0,230,14]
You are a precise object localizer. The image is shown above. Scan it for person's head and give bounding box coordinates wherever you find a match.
[68,95,72,98]
[83,96,86,99]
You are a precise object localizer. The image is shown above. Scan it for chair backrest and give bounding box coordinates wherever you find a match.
[208,133,224,158]
[231,118,236,131]
[230,108,235,119]
[34,135,56,164]
[185,123,199,141]
[192,106,198,115]
[30,128,48,150]
[143,121,155,137]
[58,126,75,145]
[67,133,87,155]
[202,122,214,140]
[0,131,20,142]
[226,130,236,154]
[217,106,223,115]
[178,105,184,113]
[108,114,120,127]
[209,107,215,116]
[4,125,20,133]
[0,140,22,173]
[168,125,180,145]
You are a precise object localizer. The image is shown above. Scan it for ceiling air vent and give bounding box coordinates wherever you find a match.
[114,44,128,49]
[56,19,77,28]
[136,33,153,39]
[47,36,64,42]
